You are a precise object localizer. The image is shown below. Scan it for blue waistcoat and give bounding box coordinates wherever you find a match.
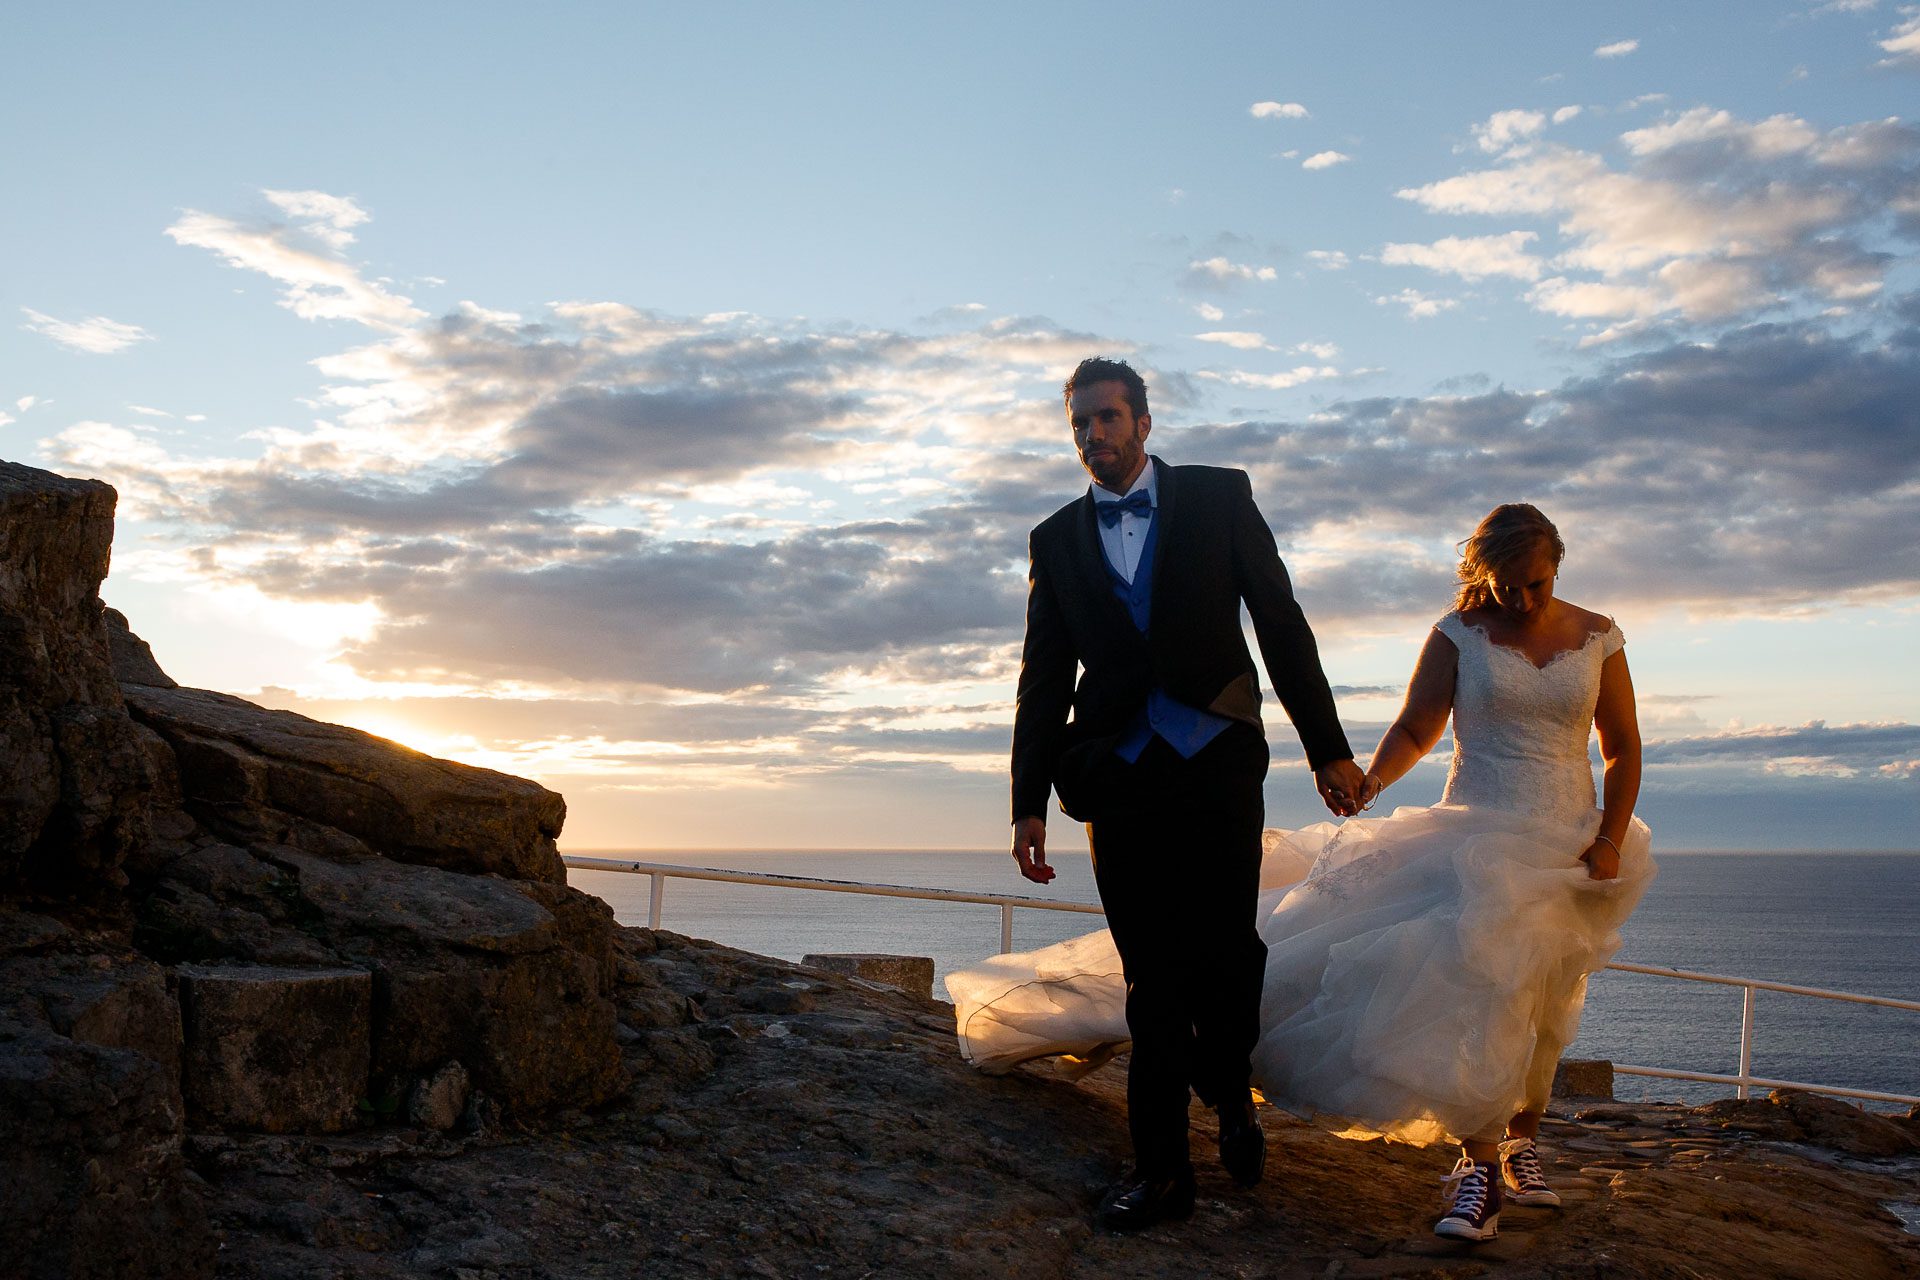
[1100,510,1233,762]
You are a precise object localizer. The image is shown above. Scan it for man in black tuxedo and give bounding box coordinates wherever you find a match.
[1010,357,1363,1230]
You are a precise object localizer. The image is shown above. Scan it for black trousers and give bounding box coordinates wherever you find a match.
[1085,723,1269,1176]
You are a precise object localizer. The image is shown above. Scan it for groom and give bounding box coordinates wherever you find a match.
[1010,357,1362,1230]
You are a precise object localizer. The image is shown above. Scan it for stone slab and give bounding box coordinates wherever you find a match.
[1552,1057,1614,1099]
[802,953,935,999]
[178,963,371,1133]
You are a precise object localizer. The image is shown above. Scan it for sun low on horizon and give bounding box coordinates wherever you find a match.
[4,2,1916,852]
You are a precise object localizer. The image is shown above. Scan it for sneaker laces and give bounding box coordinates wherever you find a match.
[1440,1154,1491,1216]
[1499,1137,1547,1190]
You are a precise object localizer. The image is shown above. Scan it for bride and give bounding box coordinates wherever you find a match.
[948,503,1656,1243]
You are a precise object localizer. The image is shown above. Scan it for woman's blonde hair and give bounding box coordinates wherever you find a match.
[1454,503,1565,611]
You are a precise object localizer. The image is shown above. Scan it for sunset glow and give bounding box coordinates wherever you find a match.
[5,4,1915,849]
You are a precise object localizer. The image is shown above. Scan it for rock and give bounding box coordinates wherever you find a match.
[407,1060,472,1131]
[103,606,177,689]
[1767,1088,1920,1158]
[802,953,936,999]
[374,944,624,1115]
[178,963,372,1133]
[1,463,640,1276]
[0,1019,211,1280]
[122,682,566,884]
[164,934,1920,1280]
[1,954,182,1091]
[1,461,154,891]
[1691,1096,1809,1141]
[1552,1057,1615,1099]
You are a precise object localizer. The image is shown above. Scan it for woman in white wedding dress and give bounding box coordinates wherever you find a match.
[948,503,1655,1242]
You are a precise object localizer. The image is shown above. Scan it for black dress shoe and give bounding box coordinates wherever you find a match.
[1097,1166,1196,1232]
[1217,1098,1266,1187]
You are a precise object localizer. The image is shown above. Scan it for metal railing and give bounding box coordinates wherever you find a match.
[563,856,1920,1108]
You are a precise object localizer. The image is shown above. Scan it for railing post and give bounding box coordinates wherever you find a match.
[1737,984,1756,1100]
[649,871,664,929]
[1000,903,1013,954]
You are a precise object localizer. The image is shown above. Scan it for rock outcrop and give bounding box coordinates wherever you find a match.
[1,463,153,892]
[1,459,624,1279]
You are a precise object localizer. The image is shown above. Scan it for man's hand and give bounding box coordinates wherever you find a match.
[1011,815,1055,883]
[1314,759,1367,817]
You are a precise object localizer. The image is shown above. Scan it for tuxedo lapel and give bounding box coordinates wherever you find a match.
[1147,456,1176,586]
[1068,490,1144,639]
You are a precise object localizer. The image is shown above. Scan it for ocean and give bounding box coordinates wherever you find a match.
[565,849,1920,1110]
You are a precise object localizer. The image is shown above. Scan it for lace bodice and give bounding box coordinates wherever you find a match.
[1434,611,1624,826]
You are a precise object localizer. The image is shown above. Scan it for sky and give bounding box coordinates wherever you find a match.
[3,2,1917,852]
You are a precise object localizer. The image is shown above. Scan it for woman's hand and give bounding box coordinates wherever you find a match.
[1579,838,1620,881]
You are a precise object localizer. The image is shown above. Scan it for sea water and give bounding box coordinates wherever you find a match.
[566,849,1920,1108]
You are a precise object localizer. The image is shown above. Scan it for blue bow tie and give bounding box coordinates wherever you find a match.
[1095,490,1154,527]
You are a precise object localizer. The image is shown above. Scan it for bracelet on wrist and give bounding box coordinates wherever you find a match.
[1591,833,1619,853]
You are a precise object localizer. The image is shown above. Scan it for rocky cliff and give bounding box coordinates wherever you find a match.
[4,458,1919,1280]
[1,459,623,1279]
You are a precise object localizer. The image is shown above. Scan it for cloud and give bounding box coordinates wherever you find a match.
[1159,309,1920,618]
[1644,721,1920,778]
[1194,331,1271,350]
[20,308,153,354]
[57,193,1920,783]
[1302,150,1352,170]
[1594,38,1640,58]
[1553,106,1583,125]
[1193,302,1225,321]
[1374,288,1458,319]
[1306,250,1351,270]
[1186,256,1279,286]
[1879,11,1920,63]
[1251,101,1309,119]
[1380,232,1544,281]
[1397,106,1920,333]
[1195,365,1341,390]
[1474,110,1546,154]
[16,396,39,412]
[166,193,424,332]
[263,189,370,250]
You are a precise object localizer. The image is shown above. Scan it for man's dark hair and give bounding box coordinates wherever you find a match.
[1063,357,1149,418]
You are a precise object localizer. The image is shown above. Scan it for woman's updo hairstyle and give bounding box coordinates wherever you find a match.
[1454,503,1565,612]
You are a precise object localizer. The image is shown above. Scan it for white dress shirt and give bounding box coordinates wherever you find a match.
[1090,461,1157,584]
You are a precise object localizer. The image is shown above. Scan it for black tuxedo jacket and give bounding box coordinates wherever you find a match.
[1010,459,1351,821]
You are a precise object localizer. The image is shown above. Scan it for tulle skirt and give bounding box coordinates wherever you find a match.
[946,803,1655,1146]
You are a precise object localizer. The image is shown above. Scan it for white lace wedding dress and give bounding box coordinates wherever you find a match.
[947,611,1656,1146]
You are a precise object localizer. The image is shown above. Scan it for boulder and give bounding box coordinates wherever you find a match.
[0,1020,211,1280]
[406,1059,472,1131]
[122,682,565,883]
[1766,1087,1920,1158]
[803,952,937,1000]
[178,963,372,1133]
[103,606,177,689]
[1551,1057,1615,1099]
[0,461,154,890]
[0,461,633,1277]
[0,954,181,1090]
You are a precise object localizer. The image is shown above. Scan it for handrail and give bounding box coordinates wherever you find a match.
[1605,960,1920,1012]
[562,856,1920,1107]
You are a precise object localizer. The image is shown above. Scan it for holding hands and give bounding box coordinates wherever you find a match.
[1314,758,1369,817]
